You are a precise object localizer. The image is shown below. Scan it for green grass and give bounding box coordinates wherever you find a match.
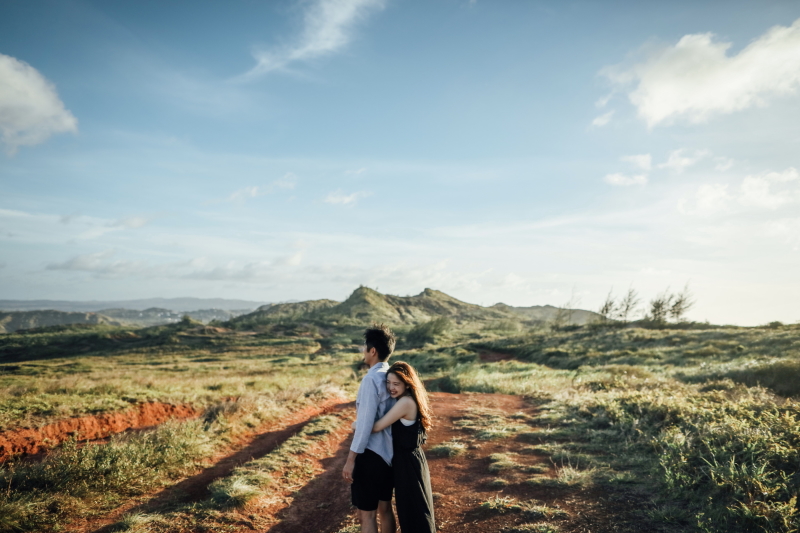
[480,496,569,521]
[501,524,561,533]
[428,439,467,457]
[488,453,521,473]
[113,413,347,532]
[0,330,353,532]
[4,302,800,533]
[450,324,800,533]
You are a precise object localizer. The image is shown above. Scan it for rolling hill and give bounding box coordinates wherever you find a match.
[0,310,121,333]
[226,287,602,329]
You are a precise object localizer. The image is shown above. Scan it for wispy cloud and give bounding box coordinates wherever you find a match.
[225,173,297,203]
[238,0,385,80]
[658,148,710,173]
[604,173,647,186]
[740,168,799,209]
[46,250,144,277]
[106,216,151,229]
[605,154,651,186]
[591,110,614,127]
[0,53,78,154]
[603,18,800,127]
[714,157,734,172]
[621,154,652,172]
[679,167,799,215]
[324,189,371,206]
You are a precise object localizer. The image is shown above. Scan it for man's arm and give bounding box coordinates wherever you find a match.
[350,376,379,454]
[343,375,378,482]
[342,450,358,483]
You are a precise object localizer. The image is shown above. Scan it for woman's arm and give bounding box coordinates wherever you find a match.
[372,397,416,433]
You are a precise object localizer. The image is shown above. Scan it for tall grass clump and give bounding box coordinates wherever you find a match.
[582,388,800,532]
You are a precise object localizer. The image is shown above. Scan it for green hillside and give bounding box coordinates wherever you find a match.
[0,310,121,334]
[492,302,600,325]
[226,286,602,330]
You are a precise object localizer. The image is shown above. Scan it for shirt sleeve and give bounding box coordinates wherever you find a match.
[350,374,378,454]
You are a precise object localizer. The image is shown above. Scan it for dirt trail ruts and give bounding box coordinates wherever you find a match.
[273,392,656,533]
[259,392,533,533]
[262,420,355,533]
[0,402,199,462]
[75,397,351,533]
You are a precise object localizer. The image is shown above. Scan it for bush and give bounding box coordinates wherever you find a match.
[406,318,451,346]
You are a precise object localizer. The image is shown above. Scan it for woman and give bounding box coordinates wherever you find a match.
[372,361,436,533]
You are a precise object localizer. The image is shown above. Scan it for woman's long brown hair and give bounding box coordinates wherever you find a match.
[388,361,433,433]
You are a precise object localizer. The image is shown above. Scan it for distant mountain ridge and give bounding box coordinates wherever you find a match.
[0,310,121,334]
[0,289,602,333]
[0,298,266,313]
[227,287,601,328]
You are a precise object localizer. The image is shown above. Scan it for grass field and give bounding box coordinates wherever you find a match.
[0,304,798,532]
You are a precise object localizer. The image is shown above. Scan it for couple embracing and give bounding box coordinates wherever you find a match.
[342,324,436,533]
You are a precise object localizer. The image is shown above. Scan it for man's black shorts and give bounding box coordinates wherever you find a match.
[351,448,393,511]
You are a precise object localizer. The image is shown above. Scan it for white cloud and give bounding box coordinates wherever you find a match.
[595,93,613,108]
[591,110,614,127]
[739,168,798,209]
[45,250,144,277]
[621,154,652,171]
[239,0,385,79]
[107,216,151,229]
[604,173,647,186]
[680,168,799,215]
[0,53,78,154]
[324,189,371,205]
[714,157,734,172]
[659,148,710,173]
[686,183,731,215]
[228,186,265,202]
[604,18,800,126]
[605,154,651,186]
[226,173,297,202]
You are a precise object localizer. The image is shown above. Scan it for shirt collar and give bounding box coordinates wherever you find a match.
[369,361,389,373]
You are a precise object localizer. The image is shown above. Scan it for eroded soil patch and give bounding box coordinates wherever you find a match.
[0,402,199,461]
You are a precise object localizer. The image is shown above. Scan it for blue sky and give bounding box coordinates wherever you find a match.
[1,0,800,325]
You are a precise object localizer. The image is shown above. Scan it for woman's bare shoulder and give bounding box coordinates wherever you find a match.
[396,396,416,407]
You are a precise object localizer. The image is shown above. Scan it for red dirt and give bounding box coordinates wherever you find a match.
[256,392,536,533]
[258,392,657,533]
[478,351,515,362]
[0,402,199,462]
[67,392,658,533]
[74,397,351,533]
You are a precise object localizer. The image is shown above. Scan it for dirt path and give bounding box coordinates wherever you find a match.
[71,397,351,533]
[72,392,661,533]
[262,392,659,533]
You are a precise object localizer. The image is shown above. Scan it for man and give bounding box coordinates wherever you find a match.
[342,324,397,533]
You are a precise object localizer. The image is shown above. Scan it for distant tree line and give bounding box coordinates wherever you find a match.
[597,284,694,327]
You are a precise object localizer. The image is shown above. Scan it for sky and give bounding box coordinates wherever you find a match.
[1,0,799,325]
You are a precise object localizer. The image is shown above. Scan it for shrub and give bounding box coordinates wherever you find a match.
[406,318,451,346]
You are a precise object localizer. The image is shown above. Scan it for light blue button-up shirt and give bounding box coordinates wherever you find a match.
[351,361,395,466]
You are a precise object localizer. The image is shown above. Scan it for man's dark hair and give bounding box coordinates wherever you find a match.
[364,323,396,361]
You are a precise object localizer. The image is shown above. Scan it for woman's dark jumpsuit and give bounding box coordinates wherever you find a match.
[391,417,436,533]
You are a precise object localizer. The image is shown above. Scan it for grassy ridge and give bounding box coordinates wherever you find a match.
[442,325,800,533]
